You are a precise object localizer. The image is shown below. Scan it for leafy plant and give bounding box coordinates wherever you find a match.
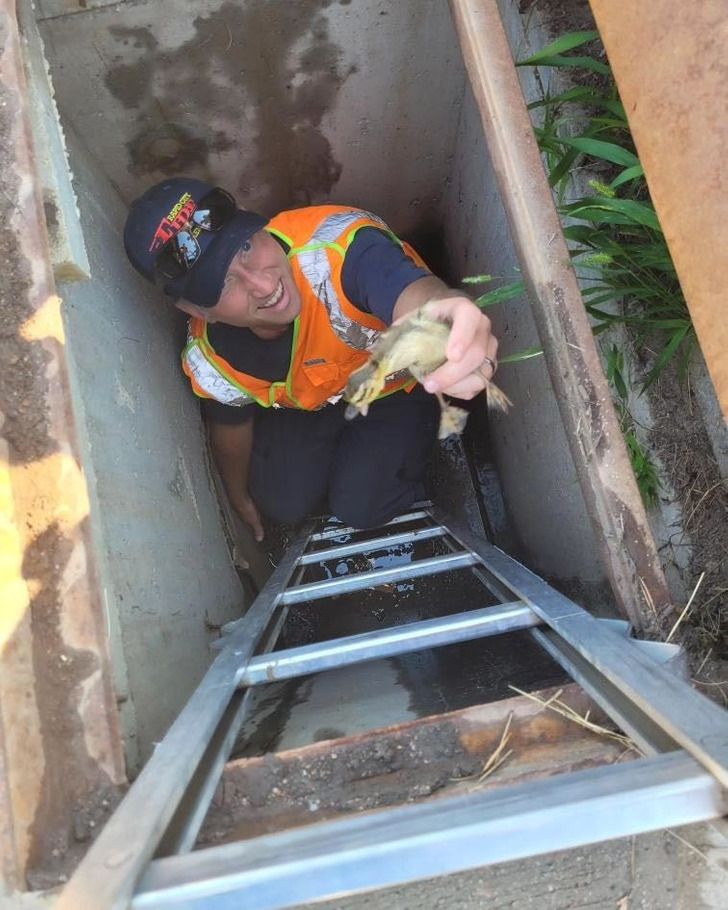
[516,30,695,390]
[464,33,685,506]
[515,30,697,505]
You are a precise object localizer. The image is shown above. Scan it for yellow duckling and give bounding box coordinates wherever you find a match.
[345,302,512,439]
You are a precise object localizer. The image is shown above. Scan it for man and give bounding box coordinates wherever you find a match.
[124,178,498,541]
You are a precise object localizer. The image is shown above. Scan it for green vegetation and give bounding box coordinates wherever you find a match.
[467,31,693,506]
[517,30,694,389]
[604,343,662,507]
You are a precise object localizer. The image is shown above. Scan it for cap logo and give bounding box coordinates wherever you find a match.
[148,192,197,253]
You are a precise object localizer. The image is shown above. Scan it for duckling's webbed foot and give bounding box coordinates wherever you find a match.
[435,392,469,440]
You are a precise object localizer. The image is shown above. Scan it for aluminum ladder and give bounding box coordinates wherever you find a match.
[56,506,728,910]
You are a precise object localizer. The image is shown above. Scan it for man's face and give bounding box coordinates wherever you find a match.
[180,229,302,337]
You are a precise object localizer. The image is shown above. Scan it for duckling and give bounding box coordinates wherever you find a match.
[345,302,512,439]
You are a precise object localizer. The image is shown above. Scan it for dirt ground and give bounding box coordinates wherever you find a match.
[641,360,728,693]
[519,0,598,34]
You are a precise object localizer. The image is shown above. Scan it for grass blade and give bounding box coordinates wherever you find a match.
[500,345,543,364]
[517,30,600,65]
[563,198,663,232]
[642,323,692,388]
[547,147,581,189]
[518,54,611,75]
[610,164,645,189]
[527,85,598,109]
[558,137,639,167]
[475,281,526,308]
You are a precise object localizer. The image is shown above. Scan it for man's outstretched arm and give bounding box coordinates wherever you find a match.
[391,275,499,400]
[208,419,264,542]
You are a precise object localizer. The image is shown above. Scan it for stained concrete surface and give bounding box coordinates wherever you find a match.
[36,0,465,237]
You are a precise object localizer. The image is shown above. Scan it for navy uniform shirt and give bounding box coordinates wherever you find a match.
[201,227,430,425]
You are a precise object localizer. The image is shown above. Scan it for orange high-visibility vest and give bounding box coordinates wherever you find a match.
[182,206,428,410]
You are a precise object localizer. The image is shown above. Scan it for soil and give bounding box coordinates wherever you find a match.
[519,0,597,35]
[200,684,625,848]
[642,358,728,690]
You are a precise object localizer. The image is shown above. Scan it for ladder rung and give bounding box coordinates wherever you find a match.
[299,525,447,565]
[238,602,537,687]
[134,751,722,910]
[280,552,478,605]
[309,510,431,542]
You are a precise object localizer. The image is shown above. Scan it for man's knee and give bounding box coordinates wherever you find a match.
[258,500,312,526]
[329,486,415,531]
[253,482,325,526]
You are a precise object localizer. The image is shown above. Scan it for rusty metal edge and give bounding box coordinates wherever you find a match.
[448,0,672,631]
[222,682,607,773]
[0,0,126,888]
[202,683,625,844]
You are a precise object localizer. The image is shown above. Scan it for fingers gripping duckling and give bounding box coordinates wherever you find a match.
[344,302,512,439]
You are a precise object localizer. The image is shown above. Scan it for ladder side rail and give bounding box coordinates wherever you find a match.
[299,525,447,565]
[439,532,518,603]
[55,522,317,910]
[237,602,540,686]
[431,507,728,786]
[133,752,724,910]
[531,628,680,755]
[155,689,254,857]
[159,572,307,859]
[281,552,478,605]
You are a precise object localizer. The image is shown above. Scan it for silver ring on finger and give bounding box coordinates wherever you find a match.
[480,356,497,378]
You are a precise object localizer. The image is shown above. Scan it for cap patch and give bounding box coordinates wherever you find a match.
[148,193,196,254]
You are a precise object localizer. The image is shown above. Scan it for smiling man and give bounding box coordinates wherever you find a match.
[123,178,498,541]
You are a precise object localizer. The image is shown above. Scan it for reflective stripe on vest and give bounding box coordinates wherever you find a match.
[295,211,390,351]
[184,338,257,406]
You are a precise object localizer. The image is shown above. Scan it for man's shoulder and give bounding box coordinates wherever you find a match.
[274,204,367,219]
[271,205,388,234]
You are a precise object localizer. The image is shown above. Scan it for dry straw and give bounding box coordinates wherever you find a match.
[509,685,642,754]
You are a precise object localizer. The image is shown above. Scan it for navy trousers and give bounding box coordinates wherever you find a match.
[249,386,440,529]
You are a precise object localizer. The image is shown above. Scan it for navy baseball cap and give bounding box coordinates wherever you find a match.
[123,177,269,308]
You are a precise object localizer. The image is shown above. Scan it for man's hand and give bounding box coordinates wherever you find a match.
[232,493,265,543]
[415,296,498,400]
[392,275,499,401]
